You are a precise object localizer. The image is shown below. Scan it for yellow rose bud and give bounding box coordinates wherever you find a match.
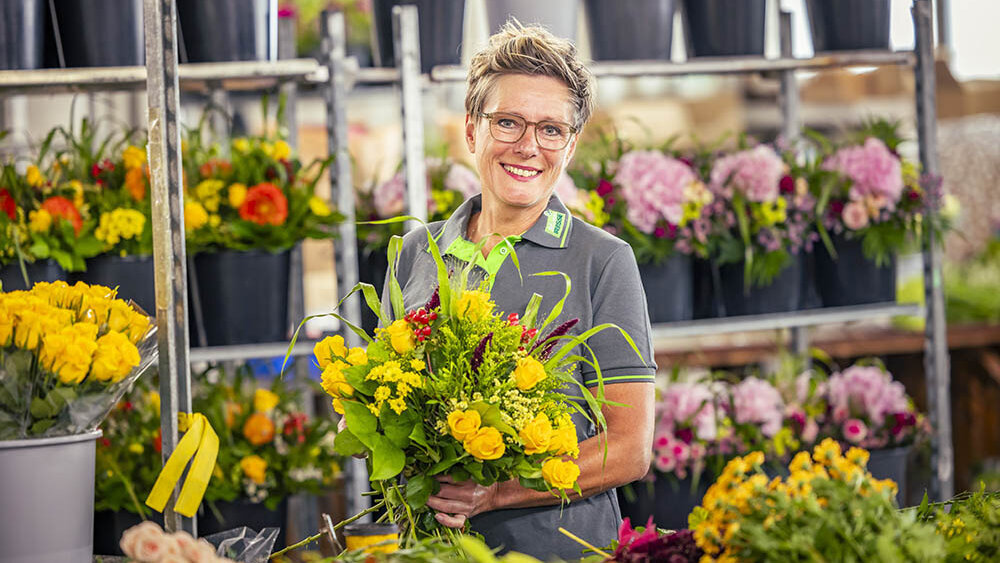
[90,330,141,383]
[519,413,553,455]
[385,319,415,354]
[321,360,354,398]
[314,334,348,368]
[240,455,268,484]
[39,323,99,384]
[463,426,505,461]
[455,290,493,322]
[541,458,580,490]
[548,423,580,458]
[513,356,546,391]
[346,347,368,366]
[308,196,332,217]
[228,183,248,208]
[447,410,481,442]
[253,388,280,413]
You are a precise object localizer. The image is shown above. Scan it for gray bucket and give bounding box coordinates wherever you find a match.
[487,0,579,42]
[0,431,101,563]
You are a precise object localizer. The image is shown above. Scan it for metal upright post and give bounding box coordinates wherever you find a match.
[207,83,230,149]
[394,5,428,230]
[913,0,953,501]
[143,0,194,534]
[322,9,369,521]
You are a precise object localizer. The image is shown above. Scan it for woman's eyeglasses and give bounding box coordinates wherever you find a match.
[479,112,577,150]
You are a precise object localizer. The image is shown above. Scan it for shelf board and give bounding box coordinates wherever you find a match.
[430,50,915,82]
[650,302,923,341]
[0,59,326,94]
[189,339,317,363]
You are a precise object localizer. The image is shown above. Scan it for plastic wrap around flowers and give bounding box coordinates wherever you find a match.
[0,280,157,439]
[303,224,641,538]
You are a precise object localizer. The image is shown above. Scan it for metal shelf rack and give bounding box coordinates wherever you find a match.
[389,0,952,500]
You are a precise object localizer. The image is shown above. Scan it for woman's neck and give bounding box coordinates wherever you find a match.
[466,200,546,256]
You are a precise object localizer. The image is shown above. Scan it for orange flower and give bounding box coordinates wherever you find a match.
[199,158,232,178]
[242,412,275,445]
[239,183,288,226]
[41,196,82,235]
[125,167,147,201]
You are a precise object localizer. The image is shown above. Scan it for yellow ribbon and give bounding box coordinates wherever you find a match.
[145,412,219,518]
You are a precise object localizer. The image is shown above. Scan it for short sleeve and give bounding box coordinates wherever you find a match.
[580,244,657,387]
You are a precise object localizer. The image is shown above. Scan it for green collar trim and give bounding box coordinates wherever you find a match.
[444,235,522,280]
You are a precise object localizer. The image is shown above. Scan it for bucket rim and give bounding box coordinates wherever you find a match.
[0,429,102,449]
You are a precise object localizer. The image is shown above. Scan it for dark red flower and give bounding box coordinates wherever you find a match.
[907,189,921,202]
[779,175,795,194]
[153,428,162,453]
[830,200,845,215]
[596,179,614,196]
[99,437,111,448]
[679,156,695,169]
[606,196,616,206]
[675,427,694,444]
[654,226,667,239]
[0,188,15,220]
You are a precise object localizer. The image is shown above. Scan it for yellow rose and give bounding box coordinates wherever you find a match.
[513,356,546,391]
[455,290,493,322]
[40,323,99,384]
[253,388,280,413]
[90,330,141,383]
[228,183,248,208]
[123,145,147,170]
[314,335,348,368]
[240,455,268,484]
[272,140,291,161]
[242,413,275,445]
[519,413,553,455]
[385,319,415,354]
[0,306,13,346]
[26,165,45,188]
[346,347,368,366]
[541,458,580,490]
[29,209,52,233]
[332,398,345,415]
[463,426,505,460]
[308,196,332,217]
[548,423,580,458]
[447,410,481,442]
[184,201,208,231]
[321,360,354,398]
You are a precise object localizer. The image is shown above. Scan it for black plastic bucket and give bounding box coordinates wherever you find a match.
[806,0,891,52]
[617,473,710,531]
[868,446,910,506]
[45,0,144,67]
[681,0,765,58]
[814,234,896,307]
[73,255,156,316]
[358,243,390,335]
[92,510,164,557]
[192,249,290,346]
[0,260,66,291]
[718,253,803,317]
[585,0,675,61]
[0,0,44,70]
[372,0,465,74]
[177,0,275,63]
[637,253,693,324]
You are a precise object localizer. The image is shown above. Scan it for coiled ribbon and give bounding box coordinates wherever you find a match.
[145,412,219,517]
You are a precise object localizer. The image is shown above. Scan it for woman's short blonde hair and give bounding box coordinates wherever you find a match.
[465,21,595,131]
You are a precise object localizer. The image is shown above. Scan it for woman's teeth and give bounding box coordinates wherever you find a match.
[503,164,540,178]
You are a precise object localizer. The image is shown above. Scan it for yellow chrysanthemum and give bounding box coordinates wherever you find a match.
[240,455,268,484]
[26,165,45,188]
[184,201,208,231]
[228,183,248,208]
[123,145,147,170]
[253,388,280,413]
[28,209,52,233]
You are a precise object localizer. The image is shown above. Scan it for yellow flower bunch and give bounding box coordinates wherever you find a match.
[455,290,494,322]
[681,180,713,227]
[122,145,147,171]
[315,334,372,414]
[95,208,146,246]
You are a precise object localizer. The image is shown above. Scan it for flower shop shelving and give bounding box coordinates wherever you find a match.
[0,5,371,536]
[387,0,953,502]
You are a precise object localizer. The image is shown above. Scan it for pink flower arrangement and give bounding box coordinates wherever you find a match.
[822,137,903,208]
[729,376,784,438]
[824,364,922,449]
[373,170,406,218]
[372,157,481,218]
[120,521,233,563]
[652,381,721,479]
[709,145,784,203]
[614,150,702,234]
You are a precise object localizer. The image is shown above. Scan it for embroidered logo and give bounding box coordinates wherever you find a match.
[543,210,566,238]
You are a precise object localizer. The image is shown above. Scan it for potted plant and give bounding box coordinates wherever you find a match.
[371,0,466,74]
[0,0,44,70]
[0,280,157,561]
[680,0,766,58]
[488,0,579,42]
[182,102,341,346]
[810,120,933,307]
[177,0,276,63]
[356,154,479,332]
[45,0,144,67]
[285,0,375,65]
[584,0,675,61]
[806,0,892,53]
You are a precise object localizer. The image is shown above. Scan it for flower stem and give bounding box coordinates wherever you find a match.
[269,532,323,560]
[557,527,610,558]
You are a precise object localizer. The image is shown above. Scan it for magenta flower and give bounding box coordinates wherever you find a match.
[615,150,701,234]
[822,137,903,206]
[709,145,784,203]
[843,418,868,444]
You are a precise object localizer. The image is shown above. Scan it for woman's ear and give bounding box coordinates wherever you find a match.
[465,114,476,154]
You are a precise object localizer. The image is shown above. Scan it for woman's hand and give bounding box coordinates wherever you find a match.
[425,476,498,528]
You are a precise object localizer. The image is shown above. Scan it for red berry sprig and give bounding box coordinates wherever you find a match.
[404,307,437,342]
[520,327,537,344]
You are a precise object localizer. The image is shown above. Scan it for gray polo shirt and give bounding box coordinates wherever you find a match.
[389,194,656,559]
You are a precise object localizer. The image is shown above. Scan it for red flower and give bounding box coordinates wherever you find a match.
[153,428,162,453]
[199,158,233,178]
[779,174,795,194]
[99,437,111,448]
[0,188,15,220]
[283,412,308,444]
[41,196,83,235]
[596,179,614,196]
[239,183,288,226]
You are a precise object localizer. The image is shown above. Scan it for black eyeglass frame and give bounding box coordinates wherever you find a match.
[478,112,578,150]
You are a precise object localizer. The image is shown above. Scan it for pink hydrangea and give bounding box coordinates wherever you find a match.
[373,171,406,218]
[730,376,784,437]
[657,381,719,441]
[375,158,480,218]
[552,172,582,209]
[826,365,910,428]
[822,137,903,206]
[614,150,700,234]
[443,162,481,199]
[709,145,784,203]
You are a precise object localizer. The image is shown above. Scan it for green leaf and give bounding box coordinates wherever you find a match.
[386,235,406,320]
[457,536,502,563]
[29,241,50,259]
[464,461,485,482]
[469,401,517,437]
[75,236,104,257]
[341,400,378,449]
[50,249,73,271]
[404,473,435,509]
[334,428,366,456]
[380,408,417,449]
[30,419,56,434]
[29,396,54,419]
[369,435,405,480]
[409,421,429,449]
[530,272,572,333]
[343,364,377,395]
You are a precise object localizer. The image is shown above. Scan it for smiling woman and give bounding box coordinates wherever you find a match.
[387,22,657,559]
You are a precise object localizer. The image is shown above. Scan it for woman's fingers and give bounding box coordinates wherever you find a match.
[426,494,471,515]
[434,512,467,529]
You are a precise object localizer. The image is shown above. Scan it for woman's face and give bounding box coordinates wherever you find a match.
[466,74,579,215]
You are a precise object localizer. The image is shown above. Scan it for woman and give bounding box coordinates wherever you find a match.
[390,22,656,559]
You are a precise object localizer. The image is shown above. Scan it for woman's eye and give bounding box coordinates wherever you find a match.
[497,118,520,129]
[542,124,565,137]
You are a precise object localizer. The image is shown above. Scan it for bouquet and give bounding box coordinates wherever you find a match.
[120,521,235,563]
[357,155,480,255]
[312,226,638,538]
[182,103,341,254]
[690,441,945,561]
[0,280,157,439]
